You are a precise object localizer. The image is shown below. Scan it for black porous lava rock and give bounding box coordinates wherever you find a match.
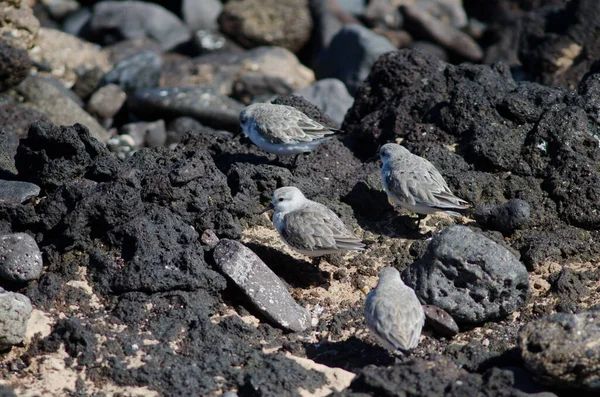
[40,301,326,396]
[227,163,293,212]
[403,226,529,324]
[549,267,587,313]
[518,310,600,390]
[214,239,311,332]
[272,94,334,127]
[15,122,117,192]
[0,39,31,92]
[343,48,600,266]
[339,356,531,396]
[518,0,600,89]
[474,199,531,233]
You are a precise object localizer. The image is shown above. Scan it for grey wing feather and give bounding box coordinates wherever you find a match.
[366,288,424,351]
[257,106,336,144]
[281,205,364,252]
[386,159,469,210]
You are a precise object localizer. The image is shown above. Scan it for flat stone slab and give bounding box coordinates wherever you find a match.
[213,239,311,332]
[0,180,40,205]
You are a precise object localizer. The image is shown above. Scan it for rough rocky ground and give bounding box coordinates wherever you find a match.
[0,1,599,396]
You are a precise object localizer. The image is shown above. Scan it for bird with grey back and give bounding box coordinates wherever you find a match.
[239,103,339,157]
[261,186,365,257]
[365,267,425,352]
[380,143,469,224]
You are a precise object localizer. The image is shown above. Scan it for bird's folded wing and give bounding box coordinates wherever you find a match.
[388,166,468,209]
[258,110,335,144]
[368,294,414,351]
[282,208,363,252]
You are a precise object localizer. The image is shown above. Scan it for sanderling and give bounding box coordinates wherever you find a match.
[380,143,469,224]
[239,103,339,157]
[260,186,365,257]
[365,267,425,352]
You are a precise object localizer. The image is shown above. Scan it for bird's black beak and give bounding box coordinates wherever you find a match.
[367,154,380,162]
[257,203,274,215]
[232,127,243,138]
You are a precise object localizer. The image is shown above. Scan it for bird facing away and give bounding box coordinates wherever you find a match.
[239,103,338,156]
[365,267,425,352]
[380,143,469,217]
[261,186,365,257]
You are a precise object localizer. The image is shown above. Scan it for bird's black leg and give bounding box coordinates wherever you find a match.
[416,213,427,229]
[292,153,301,167]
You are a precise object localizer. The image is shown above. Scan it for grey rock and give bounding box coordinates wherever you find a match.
[0,39,32,93]
[0,288,32,350]
[182,0,222,32]
[295,78,353,128]
[401,4,482,62]
[193,30,231,54]
[87,84,127,125]
[422,304,459,337]
[121,120,167,148]
[364,0,403,29]
[0,180,40,205]
[417,0,468,28]
[16,76,110,143]
[335,0,366,16]
[89,1,191,51]
[218,0,313,53]
[315,24,396,95]
[44,0,80,20]
[410,40,449,62]
[213,239,311,332]
[99,51,161,92]
[475,198,531,233]
[233,72,294,104]
[309,0,344,57]
[0,233,43,282]
[166,117,204,145]
[62,7,91,36]
[0,129,19,177]
[403,226,529,324]
[72,66,105,101]
[519,310,600,390]
[201,229,220,248]
[130,87,244,132]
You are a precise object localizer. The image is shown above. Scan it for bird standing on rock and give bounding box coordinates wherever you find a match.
[260,186,365,257]
[239,103,339,158]
[379,143,469,226]
[365,267,425,352]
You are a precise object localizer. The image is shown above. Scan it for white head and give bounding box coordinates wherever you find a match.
[239,104,261,133]
[377,266,404,287]
[271,186,306,214]
[379,143,410,163]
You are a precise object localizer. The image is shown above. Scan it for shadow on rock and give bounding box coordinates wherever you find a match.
[304,336,395,371]
[343,181,423,239]
[244,242,329,289]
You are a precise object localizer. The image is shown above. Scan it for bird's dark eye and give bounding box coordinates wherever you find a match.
[278,198,284,202]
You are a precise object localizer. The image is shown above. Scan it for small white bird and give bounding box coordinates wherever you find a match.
[261,186,365,257]
[365,267,425,352]
[380,143,469,223]
[239,103,338,156]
